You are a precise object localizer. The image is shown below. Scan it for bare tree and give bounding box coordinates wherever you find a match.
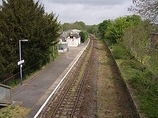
[129,0,158,23]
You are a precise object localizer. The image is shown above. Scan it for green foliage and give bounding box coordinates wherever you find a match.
[86,25,98,35]
[122,20,152,63]
[62,21,98,37]
[98,15,142,45]
[148,52,158,75]
[128,67,158,118]
[98,20,111,39]
[106,13,158,118]
[0,0,60,83]
[113,43,158,118]
[79,31,87,43]
[62,21,86,31]
[0,105,30,118]
[111,44,130,59]
[98,12,158,118]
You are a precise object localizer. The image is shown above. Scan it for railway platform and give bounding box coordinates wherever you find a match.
[12,40,89,118]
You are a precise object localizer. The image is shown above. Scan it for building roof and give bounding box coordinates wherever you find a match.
[71,29,81,33]
[70,33,80,39]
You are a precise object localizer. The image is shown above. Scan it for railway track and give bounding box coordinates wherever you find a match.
[36,36,97,118]
[34,35,138,118]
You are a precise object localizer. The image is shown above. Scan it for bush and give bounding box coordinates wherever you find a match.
[79,31,86,43]
[122,61,158,117]
[111,44,130,59]
[113,45,158,117]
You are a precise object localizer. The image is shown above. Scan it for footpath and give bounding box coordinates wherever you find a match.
[12,41,88,118]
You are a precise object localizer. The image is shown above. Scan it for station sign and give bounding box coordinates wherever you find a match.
[18,60,24,65]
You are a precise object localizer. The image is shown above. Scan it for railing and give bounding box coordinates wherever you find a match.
[0,62,41,86]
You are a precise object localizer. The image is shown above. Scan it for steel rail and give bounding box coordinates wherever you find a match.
[33,39,90,118]
[69,41,94,117]
[46,39,93,117]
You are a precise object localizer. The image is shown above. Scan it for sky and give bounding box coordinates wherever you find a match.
[0,0,134,25]
[37,0,134,25]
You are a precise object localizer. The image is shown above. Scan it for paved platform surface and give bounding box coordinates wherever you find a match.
[12,41,88,118]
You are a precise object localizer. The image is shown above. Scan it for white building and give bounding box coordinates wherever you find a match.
[57,29,81,52]
[66,33,81,47]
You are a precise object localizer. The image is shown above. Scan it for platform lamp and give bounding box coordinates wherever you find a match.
[18,39,28,85]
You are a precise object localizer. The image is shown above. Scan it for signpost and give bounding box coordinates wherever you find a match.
[18,39,28,85]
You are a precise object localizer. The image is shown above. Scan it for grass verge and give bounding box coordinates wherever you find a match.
[0,105,30,118]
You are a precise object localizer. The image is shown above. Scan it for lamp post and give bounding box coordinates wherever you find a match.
[18,39,28,85]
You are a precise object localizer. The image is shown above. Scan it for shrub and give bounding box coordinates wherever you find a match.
[111,44,130,59]
[79,31,86,43]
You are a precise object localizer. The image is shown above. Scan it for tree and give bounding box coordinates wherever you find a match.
[130,0,158,22]
[0,0,60,82]
[79,31,86,43]
[62,21,86,31]
[102,15,142,45]
[74,21,86,29]
[98,20,111,39]
[86,25,98,35]
[122,20,152,63]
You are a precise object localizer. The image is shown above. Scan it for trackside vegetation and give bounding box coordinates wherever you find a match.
[97,14,158,117]
[111,44,158,117]
[0,105,30,118]
[0,0,157,117]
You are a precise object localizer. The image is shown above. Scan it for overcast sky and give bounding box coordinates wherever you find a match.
[37,0,134,25]
[1,0,134,25]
